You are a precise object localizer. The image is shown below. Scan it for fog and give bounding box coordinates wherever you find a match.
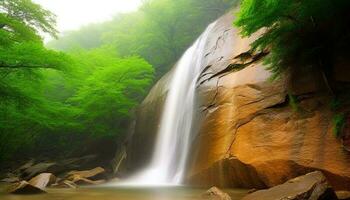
[33,0,142,32]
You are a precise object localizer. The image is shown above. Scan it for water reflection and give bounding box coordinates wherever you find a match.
[0,186,248,200]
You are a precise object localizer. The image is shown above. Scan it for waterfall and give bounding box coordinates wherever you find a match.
[119,22,216,186]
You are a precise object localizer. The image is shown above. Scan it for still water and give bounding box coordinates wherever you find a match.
[0,185,248,200]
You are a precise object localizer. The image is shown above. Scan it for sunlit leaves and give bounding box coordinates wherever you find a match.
[68,49,154,136]
[235,0,350,79]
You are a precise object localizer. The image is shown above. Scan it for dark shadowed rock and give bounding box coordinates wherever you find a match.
[22,162,56,180]
[19,155,98,180]
[1,175,19,183]
[15,160,35,173]
[7,181,46,194]
[202,187,232,200]
[242,171,338,200]
[28,173,56,189]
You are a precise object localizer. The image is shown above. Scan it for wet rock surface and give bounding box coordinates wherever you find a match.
[126,11,350,190]
[185,13,350,190]
[66,167,105,180]
[241,171,338,200]
[7,181,46,194]
[202,187,232,200]
[65,167,106,185]
[123,71,173,173]
[28,173,56,189]
[336,191,350,200]
[3,162,107,194]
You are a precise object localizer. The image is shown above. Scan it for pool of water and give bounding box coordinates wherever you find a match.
[0,185,248,200]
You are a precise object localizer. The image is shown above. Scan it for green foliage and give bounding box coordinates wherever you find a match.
[0,0,71,103]
[0,1,155,162]
[288,93,299,112]
[333,113,345,138]
[49,0,237,77]
[235,0,350,79]
[68,49,154,136]
[0,0,58,37]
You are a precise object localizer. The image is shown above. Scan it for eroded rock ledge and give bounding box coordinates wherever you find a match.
[123,12,350,190]
[185,13,350,191]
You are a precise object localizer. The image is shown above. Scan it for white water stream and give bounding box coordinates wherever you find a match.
[119,22,216,186]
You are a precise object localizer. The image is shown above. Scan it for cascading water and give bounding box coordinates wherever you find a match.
[119,22,216,186]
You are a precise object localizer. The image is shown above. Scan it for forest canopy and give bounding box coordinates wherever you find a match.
[0,0,154,162]
[48,0,238,77]
[0,0,235,163]
[235,0,350,82]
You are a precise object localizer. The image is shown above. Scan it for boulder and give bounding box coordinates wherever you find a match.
[28,173,56,189]
[242,171,338,200]
[7,181,46,194]
[336,191,350,200]
[72,177,105,185]
[15,160,35,173]
[19,155,97,180]
[1,175,19,183]
[22,162,56,180]
[66,167,105,180]
[65,167,106,185]
[202,187,232,200]
[51,180,77,189]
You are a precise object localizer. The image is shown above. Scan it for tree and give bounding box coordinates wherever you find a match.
[235,0,350,86]
[0,0,71,101]
[49,0,237,78]
[0,0,70,161]
[68,49,154,136]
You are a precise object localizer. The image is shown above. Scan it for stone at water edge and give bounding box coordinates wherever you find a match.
[336,191,350,200]
[7,181,46,194]
[202,187,232,200]
[66,167,105,180]
[28,173,56,189]
[72,177,106,185]
[242,171,338,200]
[65,167,106,186]
[51,180,77,189]
[0,176,20,183]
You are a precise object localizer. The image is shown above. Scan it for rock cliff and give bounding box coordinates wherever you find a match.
[124,12,350,190]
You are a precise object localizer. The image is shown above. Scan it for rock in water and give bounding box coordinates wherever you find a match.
[7,181,46,194]
[51,180,77,189]
[65,167,106,185]
[66,167,105,180]
[202,187,232,200]
[336,191,350,200]
[28,173,56,189]
[71,177,105,185]
[242,171,338,200]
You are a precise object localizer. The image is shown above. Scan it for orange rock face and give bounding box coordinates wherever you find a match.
[185,13,350,190]
[126,12,350,190]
